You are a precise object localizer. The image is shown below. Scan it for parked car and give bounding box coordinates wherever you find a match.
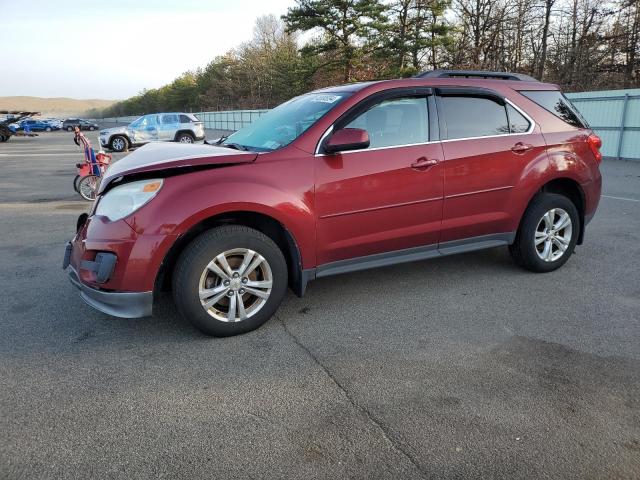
[63,118,99,131]
[42,118,63,129]
[99,113,205,152]
[19,119,60,132]
[64,70,602,337]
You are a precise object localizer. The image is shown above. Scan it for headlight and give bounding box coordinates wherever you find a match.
[95,179,163,221]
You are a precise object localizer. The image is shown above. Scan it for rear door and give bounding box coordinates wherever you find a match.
[437,88,547,244]
[315,89,445,265]
[158,114,179,141]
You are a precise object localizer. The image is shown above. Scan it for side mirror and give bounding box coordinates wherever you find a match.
[325,128,370,154]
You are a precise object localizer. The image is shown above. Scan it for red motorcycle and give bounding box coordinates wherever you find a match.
[72,128,111,201]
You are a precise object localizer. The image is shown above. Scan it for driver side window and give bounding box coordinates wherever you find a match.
[345,97,429,149]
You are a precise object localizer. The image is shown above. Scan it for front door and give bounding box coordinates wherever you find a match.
[315,93,444,266]
[130,114,158,144]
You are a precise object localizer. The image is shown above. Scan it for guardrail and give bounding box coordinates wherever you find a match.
[193,110,269,131]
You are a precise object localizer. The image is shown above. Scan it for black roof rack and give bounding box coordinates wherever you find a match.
[415,70,538,82]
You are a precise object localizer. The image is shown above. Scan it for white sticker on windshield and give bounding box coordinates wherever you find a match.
[311,94,341,104]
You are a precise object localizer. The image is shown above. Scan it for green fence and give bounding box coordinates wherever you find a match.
[194,109,268,131]
[566,89,640,161]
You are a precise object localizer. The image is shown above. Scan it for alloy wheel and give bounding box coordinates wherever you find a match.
[198,248,273,322]
[111,137,125,151]
[535,208,572,262]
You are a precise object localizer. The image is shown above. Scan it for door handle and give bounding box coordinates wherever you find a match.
[411,157,439,170]
[511,142,533,154]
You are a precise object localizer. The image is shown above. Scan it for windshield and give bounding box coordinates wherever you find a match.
[222,92,350,152]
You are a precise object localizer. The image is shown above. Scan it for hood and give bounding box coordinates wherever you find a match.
[100,125,127,135]
[98,142,257,194]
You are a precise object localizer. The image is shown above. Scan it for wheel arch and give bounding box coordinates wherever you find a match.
[174,130,195,141]
[520,176,586,245]
[109,134,131,150]
[155,210,307,298]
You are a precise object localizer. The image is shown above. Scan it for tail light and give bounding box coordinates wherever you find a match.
[587,133,602,163]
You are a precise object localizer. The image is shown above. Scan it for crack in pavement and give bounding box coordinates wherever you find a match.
[277,316,428,478]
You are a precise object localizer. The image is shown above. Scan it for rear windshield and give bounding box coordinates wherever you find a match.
[519,90,587,129]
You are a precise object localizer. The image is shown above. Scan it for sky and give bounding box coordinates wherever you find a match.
[1,0,294,100]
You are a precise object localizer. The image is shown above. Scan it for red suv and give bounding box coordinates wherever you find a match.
[64,70,602,336]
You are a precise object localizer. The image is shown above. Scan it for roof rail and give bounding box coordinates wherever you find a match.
[415,70,538,82]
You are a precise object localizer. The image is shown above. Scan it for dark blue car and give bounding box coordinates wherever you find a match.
[19,119,60,132]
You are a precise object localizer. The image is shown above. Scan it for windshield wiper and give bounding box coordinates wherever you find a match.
[214,135,228,145]
[221,142,249,151]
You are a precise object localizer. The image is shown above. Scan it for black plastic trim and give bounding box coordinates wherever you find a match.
[67,267,153,318]
[80,252,117,284]
[314,233,515,280]
[416,70,538,82]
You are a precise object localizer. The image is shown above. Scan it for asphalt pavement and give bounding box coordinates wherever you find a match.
[1,132,639,479]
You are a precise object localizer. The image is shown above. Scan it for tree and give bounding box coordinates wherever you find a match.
[283,0,387,82]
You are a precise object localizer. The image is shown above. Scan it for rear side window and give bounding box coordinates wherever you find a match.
[161,114,179,124]
[440,96,509,139]
[180,114,192,123]
[519,90,586,128]
[507,104,531,133]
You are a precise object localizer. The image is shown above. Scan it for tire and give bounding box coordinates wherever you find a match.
[176,132,194,143]
[0,134,7,142]
[110,135,128,152]
[73,175,81,192]
[67,126,73,132]
[173,225,288,337]
[509,192,579,273]
[77,175,100,201]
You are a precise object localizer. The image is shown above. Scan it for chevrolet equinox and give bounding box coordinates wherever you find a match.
[64,70,602,336]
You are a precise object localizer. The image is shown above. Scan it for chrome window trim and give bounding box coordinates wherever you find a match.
[440,98,535,143]
[314,96,536,155]
[315,139,441,157]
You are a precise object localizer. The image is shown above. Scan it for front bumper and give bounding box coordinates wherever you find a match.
[63,211,170,319]
[66,265,153,318]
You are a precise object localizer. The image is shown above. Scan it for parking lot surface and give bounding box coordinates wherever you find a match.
[1,133,639,479]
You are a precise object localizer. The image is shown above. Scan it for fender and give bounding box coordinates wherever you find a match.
[124,162,316,271]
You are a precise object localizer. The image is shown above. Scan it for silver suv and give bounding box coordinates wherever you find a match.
[99,113,205,152]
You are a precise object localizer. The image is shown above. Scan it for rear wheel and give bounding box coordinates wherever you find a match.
[177,132,194,143]
[110,135,127,152]
[45,127,52,132]
[509,193,579,272]
[77,175,99,201]
[89,126,95,131]
[173,225,288,337]
[73,175,81,192]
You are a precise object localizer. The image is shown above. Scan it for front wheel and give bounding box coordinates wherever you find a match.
[110,135,127,152]
[89,126,95,131]
[509,193,579,272]
[173,225,288,337]
[77,175,100,201]
[45,127,52,132]
[66,126,73,132]
[73,175,81,192]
